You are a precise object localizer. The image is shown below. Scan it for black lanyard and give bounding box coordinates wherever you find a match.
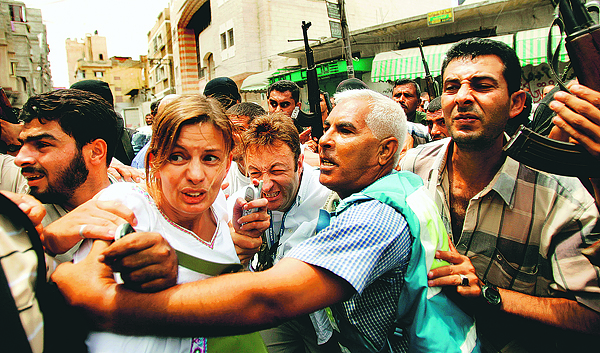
[265,209,289,249]
[257,210,289,271]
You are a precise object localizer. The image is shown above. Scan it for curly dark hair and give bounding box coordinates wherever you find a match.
[20,89,120,165]
[267,80,300,103]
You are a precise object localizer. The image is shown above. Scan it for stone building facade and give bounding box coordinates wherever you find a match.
[0,0,52,108]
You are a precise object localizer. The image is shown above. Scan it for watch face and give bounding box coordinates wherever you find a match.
[483,285,501,306]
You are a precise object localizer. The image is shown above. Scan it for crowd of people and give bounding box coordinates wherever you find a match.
[1,37,600,353]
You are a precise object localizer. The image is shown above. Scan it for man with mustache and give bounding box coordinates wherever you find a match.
[15,89,177,290]
[400,38,600,352]
[424,96,449,141]
[392,78,426,125]
[51,89,476,352]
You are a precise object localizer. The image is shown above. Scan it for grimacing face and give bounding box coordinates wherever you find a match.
[15,119,89,205]
[154,123,231,227]
[441,55,523,151]
[246,142,302,212]
[268,90,299,117]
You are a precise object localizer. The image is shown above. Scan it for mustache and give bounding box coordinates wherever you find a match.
[457,105,477,114]
[21,166,46,175]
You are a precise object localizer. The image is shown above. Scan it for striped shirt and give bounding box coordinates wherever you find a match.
[0,214,44,353]
[288,199,412,353]
[400,138,600,310]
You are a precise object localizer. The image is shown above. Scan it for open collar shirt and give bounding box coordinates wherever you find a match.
[400,138,600,312]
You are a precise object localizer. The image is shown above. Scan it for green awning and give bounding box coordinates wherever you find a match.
[269,57,374,84]
[514,27,569,66]
[240,70,278,92]
[371,34,514,82]
[372,45,450,82]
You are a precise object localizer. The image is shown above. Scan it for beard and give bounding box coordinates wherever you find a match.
[26,150,89,205]
[449,106,507,152]
[451,129,502,151]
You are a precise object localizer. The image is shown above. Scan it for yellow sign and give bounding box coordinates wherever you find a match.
[427,8,454,26]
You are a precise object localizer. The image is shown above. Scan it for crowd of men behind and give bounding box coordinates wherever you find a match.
[1,37,599,353]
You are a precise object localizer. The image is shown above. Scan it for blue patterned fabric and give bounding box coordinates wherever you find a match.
[287,199,412,352]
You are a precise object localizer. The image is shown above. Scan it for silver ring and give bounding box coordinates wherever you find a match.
[79,224,87,239]
[459,274,469,286]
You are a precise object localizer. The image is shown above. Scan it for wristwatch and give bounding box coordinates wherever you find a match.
[481,281,502,307]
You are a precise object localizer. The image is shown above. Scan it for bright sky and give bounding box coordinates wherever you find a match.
[23,0,171,88]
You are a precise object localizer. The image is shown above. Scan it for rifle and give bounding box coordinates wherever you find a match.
[301,21,323,139]
[0,87,18,123]
[417,37,439,99]
[503,0,600,177]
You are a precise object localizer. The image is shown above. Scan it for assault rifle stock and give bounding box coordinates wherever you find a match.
[504,0,600,177]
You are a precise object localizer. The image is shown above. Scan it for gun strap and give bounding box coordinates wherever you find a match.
[175,250,242,276]
[547,13,570,92]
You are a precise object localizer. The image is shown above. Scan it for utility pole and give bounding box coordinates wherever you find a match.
[338,0,354,78]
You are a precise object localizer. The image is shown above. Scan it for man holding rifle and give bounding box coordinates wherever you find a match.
[392,78,426,125]
[550,82,600,266]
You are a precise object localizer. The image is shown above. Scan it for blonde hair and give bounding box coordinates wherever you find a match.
[146,94,234,204]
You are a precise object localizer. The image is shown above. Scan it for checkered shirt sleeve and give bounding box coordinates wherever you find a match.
[287,199,412,352]
[287,199,411,293]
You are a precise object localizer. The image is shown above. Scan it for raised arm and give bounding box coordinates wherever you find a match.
[550,83,600,205]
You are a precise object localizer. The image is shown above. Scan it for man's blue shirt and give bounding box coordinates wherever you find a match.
[287,198,412,352]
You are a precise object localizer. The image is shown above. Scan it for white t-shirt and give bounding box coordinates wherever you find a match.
[74,182,239,353]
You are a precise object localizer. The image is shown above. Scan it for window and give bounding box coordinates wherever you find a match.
[10,62,17,76]
[220,33,227,50]
[228,29,234,47]
[114,76,121,80]
[157,34,163,48]
[94,71,104,78]
[220,28,234,51]
[153,37,158,53]
[115,87,122,92]
[76,70,86,79]
[156,67,166,82]
[10,5,24,22]
[99,54,104,60]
